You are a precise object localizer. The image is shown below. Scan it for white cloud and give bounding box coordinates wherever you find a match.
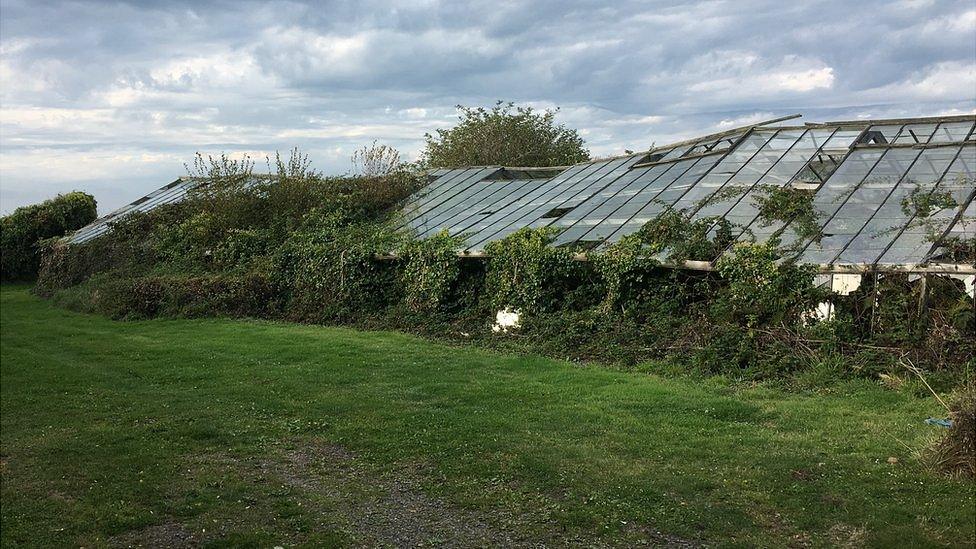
[863,61,976,101]
[716,112,781,128]
[684,53,835,98]
[773,67,835,92]
[2,0,975,213]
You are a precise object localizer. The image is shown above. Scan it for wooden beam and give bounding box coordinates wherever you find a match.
[644,114,803,155]
[809,113,976,126]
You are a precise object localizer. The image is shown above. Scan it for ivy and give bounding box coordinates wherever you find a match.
[483,227,579,313]
[714,242,822,327]
[592,233,656,313]
[398,230,466,312]
[272,209,401,321]
[752,185,822,247]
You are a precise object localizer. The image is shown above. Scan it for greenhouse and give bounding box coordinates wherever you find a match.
[68,113,976,277]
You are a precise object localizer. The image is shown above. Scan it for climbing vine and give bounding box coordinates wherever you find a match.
[398,230,466,312]
[752,184,822,248]
[714,242,822,326]
[483,227,579,313]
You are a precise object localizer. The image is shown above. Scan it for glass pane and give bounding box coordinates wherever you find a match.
[460,163,598,249]
[472,156,639,248]
[571,161,692,243]
[929,121,975,143]
[403,167,498,229]
[835,146,958,264]
[779,148,885,251]
[892,123,937,144]
[419,177,544,238]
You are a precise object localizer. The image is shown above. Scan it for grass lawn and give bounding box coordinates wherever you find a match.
[1,285,973,547]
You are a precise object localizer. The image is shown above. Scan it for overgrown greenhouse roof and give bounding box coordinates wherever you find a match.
[68,113,976,274]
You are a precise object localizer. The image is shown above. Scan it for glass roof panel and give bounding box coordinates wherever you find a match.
[466,158,634,249]
[693,130,805,220]
[821,128,864,150]
[402,167,502,231]
[458,162,601,249]
[834,146,959,264]
[929,121,975,143]
[865,124,903,143]
[877,145,974,265]
[776,148,884,252]
[563,161,690,245]
[892,123,938,144]
[602,154,724,245]
[802,147,921,264]
[415,177,545,238]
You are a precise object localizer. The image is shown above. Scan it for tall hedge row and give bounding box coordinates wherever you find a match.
[1,192,97,281]
[32,170,975,382]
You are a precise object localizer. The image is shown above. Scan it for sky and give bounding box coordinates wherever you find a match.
[1,0,974,215]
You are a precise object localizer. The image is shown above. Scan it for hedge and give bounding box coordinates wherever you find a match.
[1,192,97,281]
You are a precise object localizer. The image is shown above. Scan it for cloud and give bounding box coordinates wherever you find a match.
[1,0,974,214]
[864,61,976,101]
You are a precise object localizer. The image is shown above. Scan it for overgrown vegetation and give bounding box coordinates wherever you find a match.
[398,230,467,312]
[420,101,590,168]
[482,228,587,313]
[753,184,823,248]
[31,145,975,388]
[0,191,97,281]
[925,380,976,478]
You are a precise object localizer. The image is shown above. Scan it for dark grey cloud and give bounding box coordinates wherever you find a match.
[1,0,974,213]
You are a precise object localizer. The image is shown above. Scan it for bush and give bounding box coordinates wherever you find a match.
[421,102,589,168]
[714,242,823,327]
[483,228,585,314]
[398,231,466,312]
[272,209,403,322]
[1,192,97,281]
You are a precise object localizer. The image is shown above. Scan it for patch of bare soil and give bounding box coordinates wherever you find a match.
[259,440,700,548]
[108,522,197,548]
[269,442,511,547]
[112,441,701,548]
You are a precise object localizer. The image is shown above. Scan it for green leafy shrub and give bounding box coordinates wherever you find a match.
[421,102,589,168]
[714,242,823,327]
[593,210,729,315]
[592,233,658,314]
[752,185,822,248]
[398,230,466,312]
[635,209,735,263]
[272,209,402,322]
[483,228,583,313]
[1,192,97,280]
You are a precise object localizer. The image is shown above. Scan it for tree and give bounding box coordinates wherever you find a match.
[420,101,590,168]
[0,191,98,280]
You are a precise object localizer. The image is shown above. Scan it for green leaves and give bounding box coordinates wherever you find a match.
[715,242,821,327]
[398,230,465,313]
[420,102,590,168]
[483,228,579,314]
[752,185,822,247]
[1,191,97,281]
